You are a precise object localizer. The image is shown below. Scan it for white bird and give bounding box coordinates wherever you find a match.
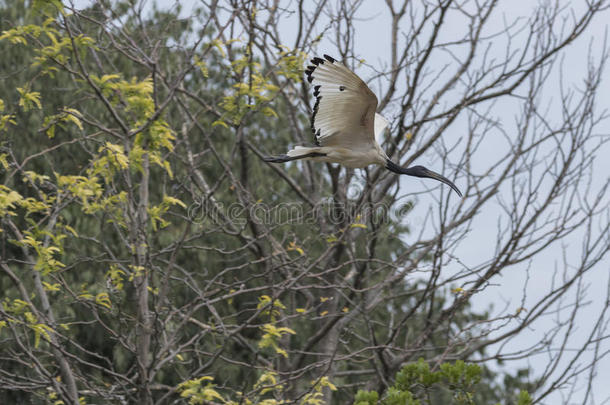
[263,54,462,197]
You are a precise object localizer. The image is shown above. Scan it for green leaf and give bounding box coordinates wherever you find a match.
[17,87,42,111]
[212,119,229,129]
[95,293,112,309]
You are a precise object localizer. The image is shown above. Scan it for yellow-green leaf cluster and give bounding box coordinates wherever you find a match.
[0,23,45,45]
[0,17,95,76]
[0,153,9,170]
[42,107,84,138]
[22,197,51,215]
[148,195,186,231]
[17,87,42,112]
[93,75,154,119]
[254,371,284,396]
[106,264,126,291]
[0,185,23,217]
[17,231,65,275]
[3,298,31,315]
[132,119,176,177]
[85,191,127,224]
[276,47,307,82]
[193,56,209,78]
[91,143,129,183]
[77,286,94,301]
[129,142,174,179]
[0,306,53,349]
[24,312,53,348]
[286,241,305,255]
[213,47,309,127]
[128,265,146,281]
[177,376,226,404]
[257,295,286,322]
[258,324,295,358]
[33,34,94,71]
[95,292,112,309]
[90,74,121,92]
[90,74,176,177]
[145,119,175,151]
[0,99,16,132]
[42,281,60,292]
[56,173,103,211]
[219,72,279,124]
[23,171,51,185]
[300,376,337,405]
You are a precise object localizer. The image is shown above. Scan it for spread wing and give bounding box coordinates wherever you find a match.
[305,55,378,149]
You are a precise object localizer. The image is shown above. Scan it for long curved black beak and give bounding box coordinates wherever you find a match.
[386,160,462,197]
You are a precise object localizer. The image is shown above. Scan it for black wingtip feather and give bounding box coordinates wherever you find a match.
[311,57,324,65]
[311,95,321,143]
[323,54,336,63]
[311,96,321,123]
[314,129,321,146]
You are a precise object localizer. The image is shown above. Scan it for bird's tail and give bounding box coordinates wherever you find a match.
[263,146,326,163]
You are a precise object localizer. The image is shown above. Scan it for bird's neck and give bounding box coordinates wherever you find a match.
[386,159,417,176]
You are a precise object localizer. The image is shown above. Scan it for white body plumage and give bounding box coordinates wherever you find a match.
[286,113,389,168]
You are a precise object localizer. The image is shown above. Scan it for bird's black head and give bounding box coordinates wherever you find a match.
[404,165,431,178]
[386,160,462,197]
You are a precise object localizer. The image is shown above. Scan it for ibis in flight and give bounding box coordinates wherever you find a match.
[263,54,462,197]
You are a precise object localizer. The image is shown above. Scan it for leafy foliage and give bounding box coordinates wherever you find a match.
[355,360,532,405]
